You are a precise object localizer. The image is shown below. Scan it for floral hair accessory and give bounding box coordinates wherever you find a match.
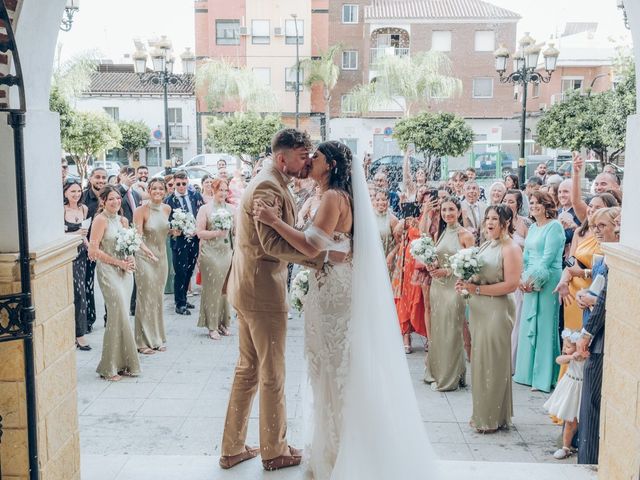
[561,328,581,343]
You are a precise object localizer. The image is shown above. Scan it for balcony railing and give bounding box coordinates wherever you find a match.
[370,47,410,64]
[169,124,189,141]
[551,91,584,105]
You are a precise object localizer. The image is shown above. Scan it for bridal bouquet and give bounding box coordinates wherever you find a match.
[211,208,233,243]
[171,208,196,237]
[409,235,438,267]
[115,226,143,257]
[290,269,310,313]
[448,247,482,298]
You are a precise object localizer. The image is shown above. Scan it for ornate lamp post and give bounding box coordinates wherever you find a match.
[60,0,80,31]
[494,34,559,184]
[133,37,195,175]
[291,13,301,129]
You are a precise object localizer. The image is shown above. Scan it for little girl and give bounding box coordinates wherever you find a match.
[543,329,586,459]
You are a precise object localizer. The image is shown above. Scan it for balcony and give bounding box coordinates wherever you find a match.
[370,47,410,64]
[551,90,584,105]
[169,124,189,142]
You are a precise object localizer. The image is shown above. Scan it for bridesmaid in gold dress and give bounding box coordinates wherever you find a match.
[373,189,399,271]
[133,178,171,354]
[456,205,522,433]
[195,179,234,339]
[424,196,474,391]
[89,185,141,382]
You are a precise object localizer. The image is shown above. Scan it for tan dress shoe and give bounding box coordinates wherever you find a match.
[219,445,260,469]
[262,446,302,471]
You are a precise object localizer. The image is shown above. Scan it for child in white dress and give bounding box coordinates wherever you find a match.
[543,329,586,459]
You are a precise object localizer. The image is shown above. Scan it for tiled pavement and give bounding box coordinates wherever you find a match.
[78,290,596,479]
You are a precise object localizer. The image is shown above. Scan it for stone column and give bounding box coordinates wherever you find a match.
[596,2,640,479]
[0,0,81,478]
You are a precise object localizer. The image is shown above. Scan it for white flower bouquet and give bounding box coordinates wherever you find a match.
[448,247,482,298]
[290,269,310,313]
[171,208,196,237]
[115,226,143,257]
[211,208,233,243]
[409,235,438,267]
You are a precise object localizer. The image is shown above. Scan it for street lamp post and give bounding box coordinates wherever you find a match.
[133,38,195,175]
[291,13,300,129]
[494,34,559,185]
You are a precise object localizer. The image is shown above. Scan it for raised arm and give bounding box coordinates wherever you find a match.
[402,150,415,198]
[571,153,588,222]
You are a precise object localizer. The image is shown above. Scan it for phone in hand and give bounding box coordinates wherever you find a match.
[401,202,421,219]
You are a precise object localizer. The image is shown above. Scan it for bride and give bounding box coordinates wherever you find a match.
[253,141,438,479]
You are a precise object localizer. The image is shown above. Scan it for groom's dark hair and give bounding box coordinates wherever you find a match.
[271,128,312,154]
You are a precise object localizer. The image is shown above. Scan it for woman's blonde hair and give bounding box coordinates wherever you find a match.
[590,206,621,228]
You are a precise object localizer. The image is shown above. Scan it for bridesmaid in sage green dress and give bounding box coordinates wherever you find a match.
[89,185,141,382]
[424,197,475,391]
[195,179,234,340]
[134,178,171,353]
[457,205,523,432]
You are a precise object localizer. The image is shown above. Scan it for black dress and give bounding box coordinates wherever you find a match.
[65,220,88,337]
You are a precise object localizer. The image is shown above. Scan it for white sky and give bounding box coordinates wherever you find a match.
[57,0,631,64]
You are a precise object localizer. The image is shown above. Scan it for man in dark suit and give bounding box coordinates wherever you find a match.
[164,170,204,315]
[576,259,608,465]
[82,167,107,332]
[117,166,142,315]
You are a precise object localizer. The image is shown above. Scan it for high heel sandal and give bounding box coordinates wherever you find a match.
[76,341,92,351]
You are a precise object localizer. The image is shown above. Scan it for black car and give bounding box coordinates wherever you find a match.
[369,155,425,189]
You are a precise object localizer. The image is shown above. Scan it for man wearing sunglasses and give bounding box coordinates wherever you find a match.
[165,171,205,315]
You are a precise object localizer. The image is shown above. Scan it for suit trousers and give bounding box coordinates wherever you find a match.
[172,239,199,308]
[221,308,289,461]
[85,258,97,327]
[578,353,603,465]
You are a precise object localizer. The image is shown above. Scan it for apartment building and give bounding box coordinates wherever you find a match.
[194,0,325,142]
[328,0,522,159]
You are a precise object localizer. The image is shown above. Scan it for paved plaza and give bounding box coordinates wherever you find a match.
[77,290,597,479]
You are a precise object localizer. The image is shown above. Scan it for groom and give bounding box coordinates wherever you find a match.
[220,129,323,471]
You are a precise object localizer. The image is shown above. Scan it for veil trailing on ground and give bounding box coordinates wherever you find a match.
[330,159,440,479]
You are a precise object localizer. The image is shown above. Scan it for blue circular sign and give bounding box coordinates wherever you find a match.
[384,127,393,136]
[152,129,163,140]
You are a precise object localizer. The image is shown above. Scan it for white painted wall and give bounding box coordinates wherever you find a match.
[74,95,197,173]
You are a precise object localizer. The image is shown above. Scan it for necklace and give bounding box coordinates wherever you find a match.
[65,205,81,223]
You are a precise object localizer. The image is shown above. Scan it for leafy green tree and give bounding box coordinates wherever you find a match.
[206,113,283,164]
[300,44,341,140]
[600,61,636,161]
[63,111,122,182]
[51,50,100,100]
[394,112,474,180]
[347,52,462,118]
[49,85,74,145]
[118,120,151,163]
[196,59,278,113]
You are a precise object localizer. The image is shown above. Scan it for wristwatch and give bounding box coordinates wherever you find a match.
[475,286,481,295]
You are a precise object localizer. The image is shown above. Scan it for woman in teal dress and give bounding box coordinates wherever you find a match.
[456,205,522,432]
[514,191,565,392]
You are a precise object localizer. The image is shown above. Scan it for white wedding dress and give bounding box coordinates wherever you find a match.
[301,161,439,480]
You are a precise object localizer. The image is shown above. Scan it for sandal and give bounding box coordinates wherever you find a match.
[138,348,156,355]
[118,370,138,377]
[209,329,221,340]
[154,346,167,352]
[553,446,574,459]
[218,326,232,336]
[101,374,122,382]
[404,345,413,354]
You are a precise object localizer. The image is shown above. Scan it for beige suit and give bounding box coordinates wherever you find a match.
[222,165,322,461]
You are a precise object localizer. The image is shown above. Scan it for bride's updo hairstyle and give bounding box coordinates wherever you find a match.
[316,141,353,196]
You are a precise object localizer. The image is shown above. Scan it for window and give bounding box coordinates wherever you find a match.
[146,147,161,167]
[474,30,495,52]
[531,82,540,98]
[431,31,451,52]
[106,148,127,164]
[170,147,184,163]
[168,108,182,124]
[253,67,271,85]
[561,78,583,92]
[285,19,304,45]
[341,94,357,113]
[216,19,240,45]
[251,19,270,44]
[285,67,304,91]
[341,50,358,70]
[472,78,493,98]
[342,4,358,23]
[103,107,119,122]
[340,138,358,155]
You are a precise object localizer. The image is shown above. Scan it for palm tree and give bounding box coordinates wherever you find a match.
[300,44,341,140]
[196,59,278,113]
[347,51,462,118]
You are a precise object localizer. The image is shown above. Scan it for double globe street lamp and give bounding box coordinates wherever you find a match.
[133,37,196,174]
[494,33,560,184]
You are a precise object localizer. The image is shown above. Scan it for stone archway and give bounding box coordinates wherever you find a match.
[0,1,639,479]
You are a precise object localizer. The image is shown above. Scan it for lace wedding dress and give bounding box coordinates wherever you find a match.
[301,161,439,480]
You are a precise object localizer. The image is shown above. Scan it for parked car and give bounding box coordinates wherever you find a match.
[473,152,516,178]
[183,153,253,180]
[524,155,555,178]
[369,155,423,189]
[152,166,212,190]
[556,159,624,182]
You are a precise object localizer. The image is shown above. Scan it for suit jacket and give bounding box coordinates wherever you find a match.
[117,185,142,225]
[227,165,324,313]
[461,200,487,243]
[583,261,608,354]
[164,190,205,250]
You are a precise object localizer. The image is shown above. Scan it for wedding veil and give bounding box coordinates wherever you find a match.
[330,159,439,478]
